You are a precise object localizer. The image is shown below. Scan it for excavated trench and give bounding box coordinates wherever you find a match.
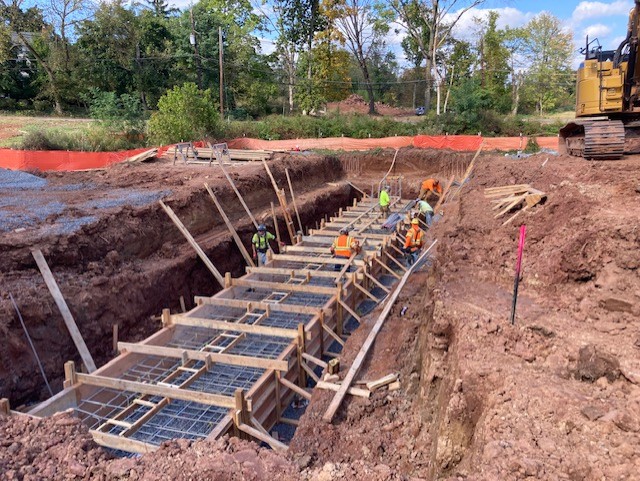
[0,155,359,408]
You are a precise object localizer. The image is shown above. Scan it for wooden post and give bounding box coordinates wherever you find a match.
[336,282,344,336]
[161,308,171,327]
[159,201,225,288]
[261,160,296,244]
[297,323,307,388]
[32,250,97,373]
[234,389,250,439]
[270,201,282,247]
[274,371,282,420]
[0,398,10,415]
[112,324,118,355]
[225,272,232,288]
[179,296,187,313]
[285,168,303,233]
[64,361,77,388]
[205,185,255,268]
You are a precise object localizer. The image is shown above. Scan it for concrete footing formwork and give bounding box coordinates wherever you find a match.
[25,196,412,455]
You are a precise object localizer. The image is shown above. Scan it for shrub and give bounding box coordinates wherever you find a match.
[524,136,541,153]
[84,89,145,135]
[20,131,65,150]
[32,100,51,112]
[148,83,220,145]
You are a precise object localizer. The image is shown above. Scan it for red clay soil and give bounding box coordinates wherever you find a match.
[289,152,640,480]
[2,149,639,480]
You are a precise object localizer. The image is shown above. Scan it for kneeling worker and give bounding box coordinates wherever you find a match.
[330,226,361,270]
[252,224,276,266]
[415,198,434,226]
[419,178,442,201]
[403,218,424,266]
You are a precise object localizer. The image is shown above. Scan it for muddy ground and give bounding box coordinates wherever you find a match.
[1,148,639,480]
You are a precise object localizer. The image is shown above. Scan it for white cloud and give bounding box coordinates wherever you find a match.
[582,23,612,38]
[446,7,537,42]
[167,0,194,10]
[571,0,632,24]
[257,37,277,55]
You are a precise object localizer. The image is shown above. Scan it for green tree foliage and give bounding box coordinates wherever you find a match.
[147,82,220,144]
[474,11,510,112]
[84,88,145,134]
[521,13,574,114]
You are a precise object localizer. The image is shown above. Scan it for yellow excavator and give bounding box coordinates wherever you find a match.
[560,0,640,159]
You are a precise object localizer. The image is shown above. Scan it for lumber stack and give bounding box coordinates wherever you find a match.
[484,184,546,226]
[123,148,158,163]
[166,146,274,162]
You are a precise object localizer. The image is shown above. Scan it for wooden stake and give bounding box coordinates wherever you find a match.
[285,168,303,233]
[159,201,225,288]
[32,250,97,373]
[205,184,255,267]
[112,324,119,354]
[262,160,296,244]
[0,398,10,415]
[270,201,282,247]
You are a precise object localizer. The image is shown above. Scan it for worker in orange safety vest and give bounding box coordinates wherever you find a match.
[419,178,442,201]
[330,226,361,270]
[403,218,424,266]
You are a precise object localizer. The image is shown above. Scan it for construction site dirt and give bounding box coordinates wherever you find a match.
[1,148,639,480]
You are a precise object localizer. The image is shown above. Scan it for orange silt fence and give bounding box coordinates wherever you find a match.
[0,135,559,172]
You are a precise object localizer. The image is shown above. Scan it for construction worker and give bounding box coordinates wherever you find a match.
[251,224,276,266]
[330,226,361,270]
[419,178,442,201]
[415,198,434,226]
[403,218,424,266]
[379,185,391,217]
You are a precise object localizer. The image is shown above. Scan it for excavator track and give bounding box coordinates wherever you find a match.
[559,119,625,160]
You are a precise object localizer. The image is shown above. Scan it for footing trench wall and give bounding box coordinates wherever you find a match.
[18,196,411,455]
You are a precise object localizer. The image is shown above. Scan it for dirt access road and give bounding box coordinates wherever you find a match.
[1,149,639,480]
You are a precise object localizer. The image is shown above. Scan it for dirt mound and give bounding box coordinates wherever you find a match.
[326,95,413,116]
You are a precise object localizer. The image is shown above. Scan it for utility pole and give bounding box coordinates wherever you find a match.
[190,8,202,89]
[219,26,224,117]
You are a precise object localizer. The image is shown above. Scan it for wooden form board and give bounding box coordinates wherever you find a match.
[32,250,97,373]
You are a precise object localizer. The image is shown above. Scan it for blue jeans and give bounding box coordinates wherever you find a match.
[257,251,268,266]
[407,250,418,266]
[425,212,433,226]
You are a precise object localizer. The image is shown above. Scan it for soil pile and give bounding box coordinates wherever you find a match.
[326,95,412,117]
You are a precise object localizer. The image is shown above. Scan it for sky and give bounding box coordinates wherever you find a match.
[167,0,636,69]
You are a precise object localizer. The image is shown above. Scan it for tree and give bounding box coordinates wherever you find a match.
[502,26,528,115]
[143,0,178,18]
[0,0,64,112]
[389,0,485,112]
[521,13,573,114]
[474,11,509,112]
[148,82,220,144]
[334,0,389,114]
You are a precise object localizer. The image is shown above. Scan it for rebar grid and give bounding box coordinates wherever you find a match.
[75,388,144,430]
[226,334,290,359]
[188,304,246,320]
[129,400,229,445]
[231,286,330,307]
[166,325,224,351]
[120,356,181,384]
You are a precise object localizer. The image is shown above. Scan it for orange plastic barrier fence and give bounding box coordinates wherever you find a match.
[227,136,415,151]
[0,147,151,171]
[0,136,559,172]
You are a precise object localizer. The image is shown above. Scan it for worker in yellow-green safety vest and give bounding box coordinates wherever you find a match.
[379,184,391,217]
[251,224,276,266]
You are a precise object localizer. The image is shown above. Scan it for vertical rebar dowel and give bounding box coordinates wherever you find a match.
[9,293,53,396]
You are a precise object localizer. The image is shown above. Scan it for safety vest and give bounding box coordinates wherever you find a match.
[333,234,355,258]
[404,227,424,252]
[252,232,275,251]
[421,179,442,193]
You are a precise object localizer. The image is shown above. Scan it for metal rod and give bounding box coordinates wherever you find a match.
[9,293,53,396]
